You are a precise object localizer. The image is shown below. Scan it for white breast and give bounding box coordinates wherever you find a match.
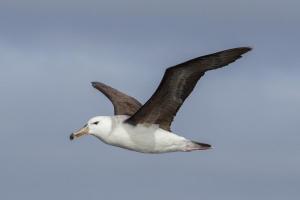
[95,116,188,153]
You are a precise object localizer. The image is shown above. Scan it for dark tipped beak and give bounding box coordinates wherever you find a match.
[70,126,89,141]
[70,133,75,141]
[91,82,96,87]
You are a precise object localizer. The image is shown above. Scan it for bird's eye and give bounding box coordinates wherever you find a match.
[92,121,99,125]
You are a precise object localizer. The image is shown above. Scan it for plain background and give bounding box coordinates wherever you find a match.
[0,1,299,199]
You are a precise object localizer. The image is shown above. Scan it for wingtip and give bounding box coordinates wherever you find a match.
[225,46,252,59]
[238,46,252,54]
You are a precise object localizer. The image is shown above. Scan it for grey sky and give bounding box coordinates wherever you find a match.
[0,1,299,200]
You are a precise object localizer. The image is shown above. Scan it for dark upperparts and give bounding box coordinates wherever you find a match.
[125,47,252,131]
[91,81,142,116]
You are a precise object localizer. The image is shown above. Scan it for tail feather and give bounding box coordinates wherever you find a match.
[184,140,212,151]
[193,141,211,149]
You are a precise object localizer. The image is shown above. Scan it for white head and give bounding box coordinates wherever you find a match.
[70,116,112,141]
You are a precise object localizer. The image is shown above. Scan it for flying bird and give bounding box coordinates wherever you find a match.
[70,47,251,153]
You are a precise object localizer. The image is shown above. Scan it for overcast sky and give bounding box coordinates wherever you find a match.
[0,1,299,200]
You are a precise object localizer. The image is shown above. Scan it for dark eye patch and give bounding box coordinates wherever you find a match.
[92,121,99,125]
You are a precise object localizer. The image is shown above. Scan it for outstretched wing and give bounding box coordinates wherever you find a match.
[125,47,251,131]
[91,82,142,116]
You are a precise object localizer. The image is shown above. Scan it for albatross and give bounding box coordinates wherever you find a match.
[70,47,251,153]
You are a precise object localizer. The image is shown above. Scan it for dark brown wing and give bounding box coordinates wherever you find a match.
[91,82,142,116]
[125,47,251,131]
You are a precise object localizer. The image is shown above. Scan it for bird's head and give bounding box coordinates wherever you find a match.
[70,116,112,141]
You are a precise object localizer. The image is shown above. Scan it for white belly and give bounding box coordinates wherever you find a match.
[97,123,188,153]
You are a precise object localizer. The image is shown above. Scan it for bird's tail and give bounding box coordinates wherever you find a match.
[184,140,212,151]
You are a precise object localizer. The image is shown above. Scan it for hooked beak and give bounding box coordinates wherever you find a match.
[70,126,89,141]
